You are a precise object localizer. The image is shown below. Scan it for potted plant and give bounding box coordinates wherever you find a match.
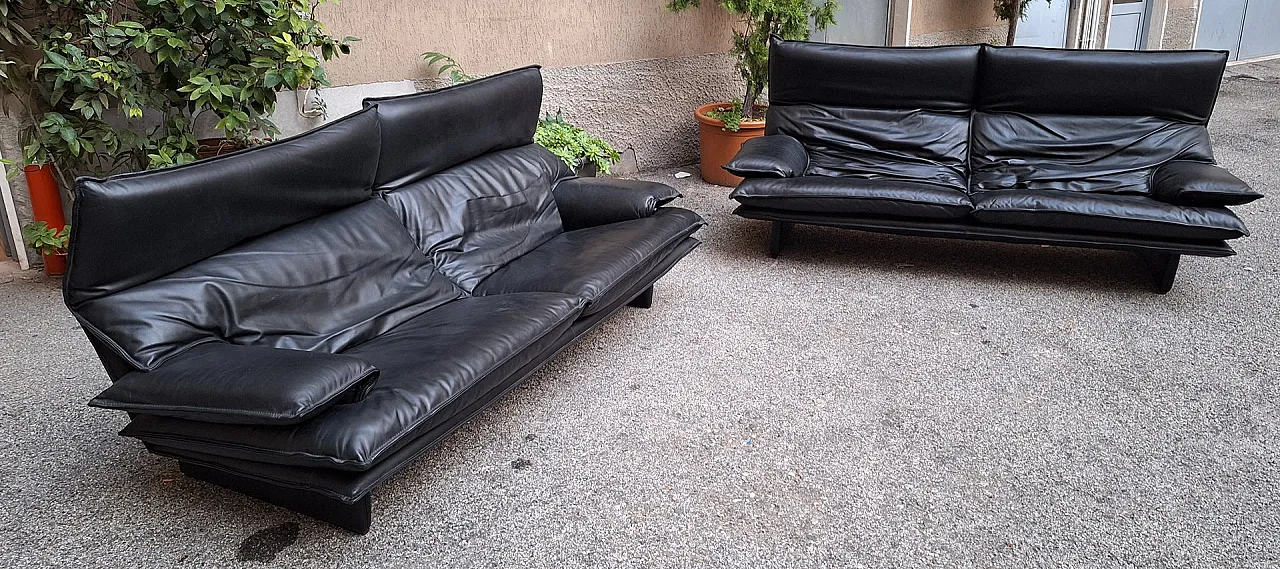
[535,111,621,176]
[666,0,836,186]
[424,53,620,176]
[21,221,70,277]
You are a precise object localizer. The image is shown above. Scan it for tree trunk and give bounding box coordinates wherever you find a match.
[1006,0,1023,45]
[743,84,760,121]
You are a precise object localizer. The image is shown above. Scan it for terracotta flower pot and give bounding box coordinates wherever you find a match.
[22,164,67,229]
[694,102,767,187]
[42,252,67,277]
[197,138,247,160]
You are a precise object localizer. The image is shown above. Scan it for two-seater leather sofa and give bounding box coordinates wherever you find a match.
[726,39,1263,293]
[62,67,705,533]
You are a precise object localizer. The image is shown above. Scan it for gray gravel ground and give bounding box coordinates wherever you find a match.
[2,61,1278,568]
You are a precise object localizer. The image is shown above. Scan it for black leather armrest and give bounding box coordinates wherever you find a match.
[723,135,809,178]
[1151,161,1262,207]
[89,343,378,425]
[553,177,682,231]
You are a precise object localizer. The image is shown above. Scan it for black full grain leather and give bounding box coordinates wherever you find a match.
[382,145,570,292]
[66,107,382,305]
[972,189,1248,240]
[552,177,683,231]
[91,343,379,425]
[722,135,809,178]
[75,199,464,370]
[1151,161,1263,207]
[121,293,586,470]
[766,40,979,188]
[731,176,974,219]
[364,67,543,189]
[475,208,706,315]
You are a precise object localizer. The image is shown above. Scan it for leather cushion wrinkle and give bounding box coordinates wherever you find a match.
[731,176,974,219]
[970,112,1215,194]
[972,189,1248,240]
[474,208,707,314]
[74,200,464,370]
[119,293,587,470]
[383,145,569,292]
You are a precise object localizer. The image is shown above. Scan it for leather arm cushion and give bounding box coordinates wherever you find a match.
[553,177,682,231]
[723,135,809,178]
[89,343,379,425]
[1151,161,1263,207]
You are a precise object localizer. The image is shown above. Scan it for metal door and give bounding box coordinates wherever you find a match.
[1239,1,1280,60]
[812,0,889,46]
[1197,0,1280,61]
[1016,0,1071,47]
[1107,0,1148,49]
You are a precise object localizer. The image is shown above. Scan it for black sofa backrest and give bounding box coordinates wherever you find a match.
[66,107,383,306]
[970,46,1228,194]
[363,66,543,190]
[766,38,980,189]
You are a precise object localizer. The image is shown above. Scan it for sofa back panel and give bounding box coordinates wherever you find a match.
[769,105,971,189]
[74,200,465,371]
[977,47,1227,123]
[382,144,570,292]
[971,112,1215,194]
[364,67,542,190]
[768,39,980,111]
[66,108,382,306]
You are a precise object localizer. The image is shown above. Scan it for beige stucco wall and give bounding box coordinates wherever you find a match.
[315,0,735,86]
[911,0,1001,36]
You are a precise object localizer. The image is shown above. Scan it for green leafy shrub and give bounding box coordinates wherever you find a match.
[535,111,621,175]
[21,221,70,256]
[0,0,357,183]
[666,0,835,124]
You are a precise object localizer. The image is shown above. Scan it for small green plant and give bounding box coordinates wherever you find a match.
[535,111,621,175]
[703,100,768,132]
[421,52,620,175]
[22,221,70,256]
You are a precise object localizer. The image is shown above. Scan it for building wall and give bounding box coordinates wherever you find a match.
[907,0,1007,46]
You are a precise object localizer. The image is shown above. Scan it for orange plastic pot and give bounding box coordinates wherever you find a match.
[694,102,767,187]
[22,164,67,229]
[41,252,67,277]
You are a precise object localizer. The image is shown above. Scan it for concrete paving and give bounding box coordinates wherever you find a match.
[1,60,1277,567]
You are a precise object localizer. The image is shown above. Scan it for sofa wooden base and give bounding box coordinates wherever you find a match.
[743,208,1232,294]
[179,461,373,534]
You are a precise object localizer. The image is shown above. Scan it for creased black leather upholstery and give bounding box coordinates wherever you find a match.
[91,343,379,425]
[382,145,569,292]
[1151,161,1263,207]
[121,293,585,470]
[972,189,1248,240]
[475,209,706,314]
[67,107,382,305]
[364,67,542,189]
[75,199,463,370]
[552,177,682,231]
[731,176,973,219]
[728,39,1255,255]
[723,135,809,178]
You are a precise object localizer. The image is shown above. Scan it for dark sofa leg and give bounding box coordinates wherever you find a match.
[769,221,792,258]
[179,461,373,534]
[1139,252,1181,294]
[627,286,654,308]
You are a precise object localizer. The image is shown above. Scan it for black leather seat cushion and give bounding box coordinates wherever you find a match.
[382,144,572,292]
[119,292,586,470]
[474,208,705,315]
[972,189,1248,240]
[74,200,464,370]
[731,176,974,219]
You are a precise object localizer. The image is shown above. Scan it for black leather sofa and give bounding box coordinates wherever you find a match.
[726,39,1262,293]
[63,67,704,533]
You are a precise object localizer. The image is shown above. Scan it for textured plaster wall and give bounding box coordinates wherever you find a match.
[911,25,1008,46]
[0,113,34,262]
[1163,6,1200,50]
[314,0,735,86]
[911,0,1001,36]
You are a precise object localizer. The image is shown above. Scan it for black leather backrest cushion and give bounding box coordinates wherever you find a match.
[364,66,542,190]
[768,38,980,110]
[75,199,464,371]
[66,107,381,305]
[977,46,1228,123]
[383,144,569,292]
